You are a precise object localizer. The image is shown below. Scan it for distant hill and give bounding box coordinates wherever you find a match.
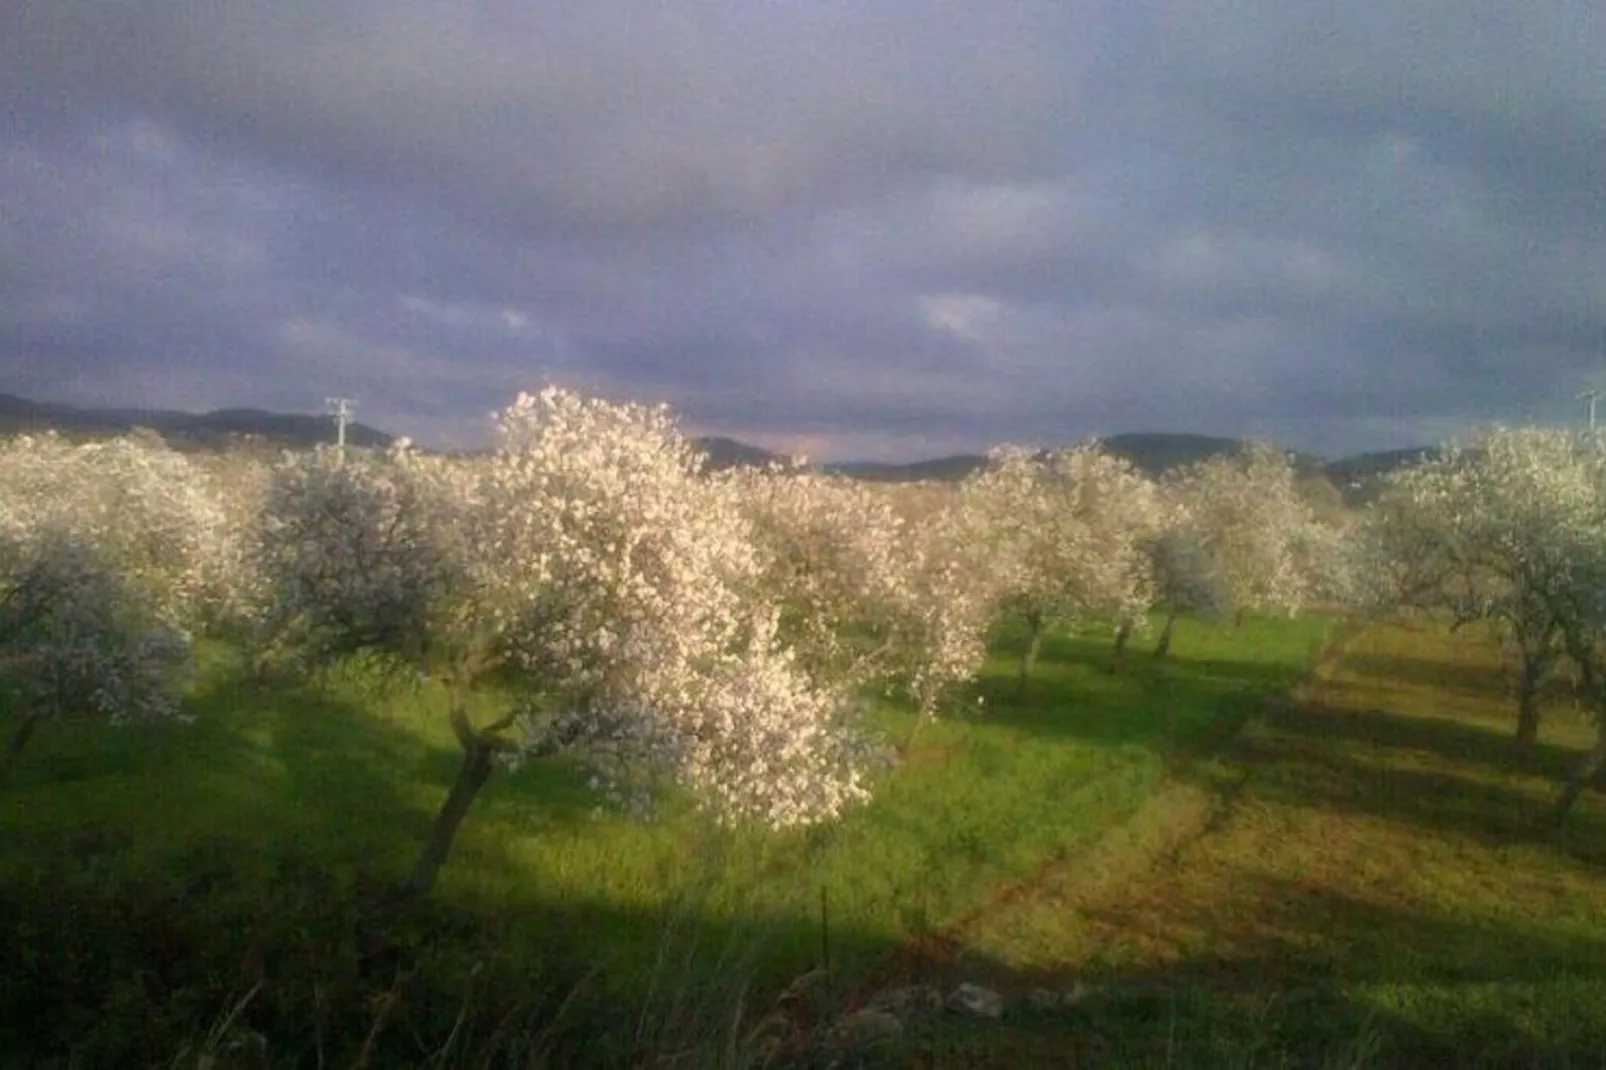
[0,391,1438,496]
[821,434,1327,485]
[1323,446,1443,504]
[686,439,994,481]
[690,429,1431,490]
[1099,435,1440,504]
[162,408,392,450]
[1099,432,1245,476]
[1097,433,1330,478]
[690,436,793,471]
[824,454,989,482]
[1323,446,1441,487]
[0,392,125,432]
[0,393,392,451]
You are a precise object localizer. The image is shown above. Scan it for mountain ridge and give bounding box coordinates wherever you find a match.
[0,391,1431,489]
[0,393,392,451]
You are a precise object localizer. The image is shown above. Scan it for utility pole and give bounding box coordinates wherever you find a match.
[325,397,356,461]
[1579,389,1600,433]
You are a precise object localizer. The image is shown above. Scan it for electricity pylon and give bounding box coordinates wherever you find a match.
[325,397,356,460]
[1579,389,1600,432]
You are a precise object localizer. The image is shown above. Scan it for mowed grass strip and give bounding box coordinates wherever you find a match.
[913,617,1606,1068]
[0,614,1325,1064]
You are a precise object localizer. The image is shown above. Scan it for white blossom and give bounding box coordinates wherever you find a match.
[0,434,203,746]
[254,387,874,830]
[1163,443,1319,620]
[961,443,1164,639]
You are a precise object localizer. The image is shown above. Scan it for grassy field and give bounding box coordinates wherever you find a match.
[7,612,1604,1067]
[895,617,1606,1067]
[0,614,1331,1066]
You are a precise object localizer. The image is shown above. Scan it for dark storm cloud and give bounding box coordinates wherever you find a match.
[2,0,1603,459]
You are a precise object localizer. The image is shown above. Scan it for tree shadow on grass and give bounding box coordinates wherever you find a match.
[5,663,879,1065]
[1101,877,1606,1067]
[8,668,1603,1066]
[1338,650,1514,702]
[1239,743,1606,874]
[266,689,602,864]
[1260,696,1598,790]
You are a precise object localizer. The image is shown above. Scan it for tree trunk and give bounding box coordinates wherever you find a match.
[1510,624,1557,759]
[1513,677,1541,757]
[1110,622,1132,674]
[401,735,496,901]
[900,713,928,755]
[1550,716,1606,828]
[1233,607,1249,628]
[1153,610,1178,660]
[1018,614,1045,698]
[1,711,40,783]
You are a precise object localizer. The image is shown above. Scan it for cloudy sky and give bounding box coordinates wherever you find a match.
[3,1,1603,460]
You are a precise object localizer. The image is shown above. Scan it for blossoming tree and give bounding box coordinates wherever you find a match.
[1142,503,1233,659]
[1361,427,1606,820]
[0,432,220,771]
[1153,443,1319,656]
[721,467,993,720]
[1368,430,1597,753]
[962,444,1163,691]
[1537,535,1606,823]
[1478,431,1606,821]
[254,388,872,898]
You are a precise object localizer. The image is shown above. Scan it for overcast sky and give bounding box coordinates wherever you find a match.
[3,1,1603,460]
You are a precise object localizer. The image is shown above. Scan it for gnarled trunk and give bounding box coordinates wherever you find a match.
[1110,622,1132,674]
[401,734,496,901]
[1513,684,1541,755]
[395,659,561,901]
[1511,623,1558,759]
[1018,613,1045,698]
[899,714,927,755]
[2,711,40,783]
[398,681,505,902]
[1153,610,1178,659]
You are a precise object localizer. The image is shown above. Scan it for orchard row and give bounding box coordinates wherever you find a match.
[2,387,1600,892]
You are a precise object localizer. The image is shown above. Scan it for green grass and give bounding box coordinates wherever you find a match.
[16,612,1603,1066]
[895,616,1606,1067]
[0,613,1330,1066]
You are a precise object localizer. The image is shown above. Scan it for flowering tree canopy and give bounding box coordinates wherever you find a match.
[254,388,873,897]
[1,432,236,632]
[1365,427,1606,820]
[1167,444,1318,616]
[721,467,992,717]
[962,444,1163,687]
[1369,429,1598,751]
[0,433,209,771]
[479,390,871,825]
